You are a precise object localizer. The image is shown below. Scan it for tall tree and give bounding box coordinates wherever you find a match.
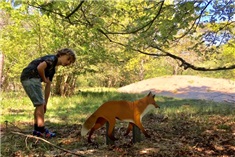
[26,0,235,72]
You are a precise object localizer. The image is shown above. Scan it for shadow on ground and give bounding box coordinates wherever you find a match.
[1,92,235,156]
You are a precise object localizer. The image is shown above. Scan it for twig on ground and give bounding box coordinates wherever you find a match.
[10,131,85,157]
[5,121,24,132]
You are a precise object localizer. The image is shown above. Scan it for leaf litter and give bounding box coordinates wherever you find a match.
[1,111,235,157]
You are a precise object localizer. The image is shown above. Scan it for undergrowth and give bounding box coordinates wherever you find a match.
[1,90,235,156]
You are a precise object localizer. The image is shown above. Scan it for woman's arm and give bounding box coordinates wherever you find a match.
[37,61,50,83]
[44,81,51,113]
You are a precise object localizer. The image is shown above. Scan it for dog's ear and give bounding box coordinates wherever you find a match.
[147,91,152,96]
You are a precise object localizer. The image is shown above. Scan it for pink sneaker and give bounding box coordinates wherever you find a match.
[33,129,56,138]
[44,129,56,138]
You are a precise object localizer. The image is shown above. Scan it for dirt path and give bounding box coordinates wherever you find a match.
[118,75,235,103]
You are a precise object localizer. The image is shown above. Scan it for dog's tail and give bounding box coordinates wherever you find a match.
[81,114,98,136]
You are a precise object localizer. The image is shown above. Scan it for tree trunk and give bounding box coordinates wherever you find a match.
[0,53,4,89]
[54,74,77,96]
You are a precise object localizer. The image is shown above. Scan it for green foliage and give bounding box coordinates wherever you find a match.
[1,90,235,156]
[1,90,141,124]
[1,90,234,125]
[0,0,235,94]
[158,98,235,117]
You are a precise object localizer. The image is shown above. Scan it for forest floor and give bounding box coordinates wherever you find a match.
[118,75,235,103]
[2,75,235,157]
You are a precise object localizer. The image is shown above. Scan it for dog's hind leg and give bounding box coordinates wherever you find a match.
[88,117,107,143]
[124,122,134,136]
[107,118,118,141]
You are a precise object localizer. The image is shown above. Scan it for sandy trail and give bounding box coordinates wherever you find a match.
[118,75,235,103]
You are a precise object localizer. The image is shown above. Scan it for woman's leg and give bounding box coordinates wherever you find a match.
[35,104,45,132]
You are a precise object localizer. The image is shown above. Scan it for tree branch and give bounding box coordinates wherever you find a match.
[132,0,164,34]
[10,131,85,157]
[175,0,212,41]
[26,2,66,18]
[66,0,85,19]
[150,44,235,71]
[103,1,164,35]
[27,1,235,72]
[98,28,235,71]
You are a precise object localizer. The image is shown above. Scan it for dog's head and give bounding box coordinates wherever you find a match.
[147,91,160,108]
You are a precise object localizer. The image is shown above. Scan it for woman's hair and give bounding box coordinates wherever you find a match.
[56,48,76,63]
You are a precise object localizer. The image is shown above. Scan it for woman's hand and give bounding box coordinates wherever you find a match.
[44,104,47,113]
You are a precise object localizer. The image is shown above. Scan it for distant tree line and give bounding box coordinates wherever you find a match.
[0,0,234,95]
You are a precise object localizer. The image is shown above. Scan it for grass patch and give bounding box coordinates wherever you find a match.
[1,90,235,156]
[1,90,144,125]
